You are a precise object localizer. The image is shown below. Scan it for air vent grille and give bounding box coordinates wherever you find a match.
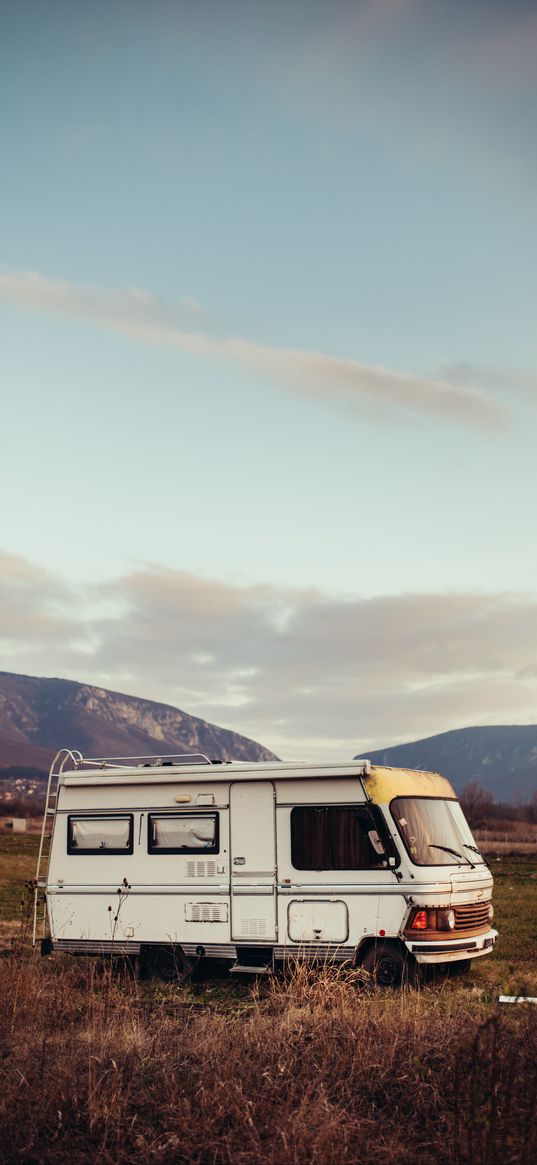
[186,860,218,878]
[185,903,229,923]
[240,918,267,937]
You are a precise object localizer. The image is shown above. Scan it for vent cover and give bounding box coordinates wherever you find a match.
[186,860,218,878]
[185,902,229,923]
[240,918,267,937]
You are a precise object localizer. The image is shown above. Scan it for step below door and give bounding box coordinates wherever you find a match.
[230,781,277,942]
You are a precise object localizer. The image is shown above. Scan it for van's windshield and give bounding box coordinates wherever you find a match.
[391,797,485,867]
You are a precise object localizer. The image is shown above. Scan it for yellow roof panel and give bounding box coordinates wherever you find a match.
[367,765,456,804]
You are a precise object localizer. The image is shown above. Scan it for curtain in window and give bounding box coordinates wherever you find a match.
[151,816,215,850]
[333,808,371,867]
[70,818,130,849]
[291,807,378,869]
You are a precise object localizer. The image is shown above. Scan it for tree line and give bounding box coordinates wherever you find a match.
[459,781,537,828]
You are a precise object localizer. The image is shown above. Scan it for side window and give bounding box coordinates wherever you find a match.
[291,806,385,870]
[67,815,133,854]
[148,814,219,854]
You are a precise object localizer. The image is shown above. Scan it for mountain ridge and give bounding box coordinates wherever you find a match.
[355,724,537,802]
[2,671,537,802]
[0,671,277,773]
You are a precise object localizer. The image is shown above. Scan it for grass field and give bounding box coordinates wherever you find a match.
[0,831,46,945]
[1,835,537,1164]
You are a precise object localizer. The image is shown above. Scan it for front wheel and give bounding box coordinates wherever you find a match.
[361,942,416,987]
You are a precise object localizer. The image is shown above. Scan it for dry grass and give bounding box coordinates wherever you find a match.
[476,821,537,856]
[1,841,537,1163]
[479,840,537,856]
[1,954,537,1165]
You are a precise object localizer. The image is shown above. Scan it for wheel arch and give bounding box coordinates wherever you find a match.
[356,936,417,986]
[354,935,408,965]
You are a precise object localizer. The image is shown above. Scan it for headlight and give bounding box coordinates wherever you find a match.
[437,908,456,931]
[488,903,494,922]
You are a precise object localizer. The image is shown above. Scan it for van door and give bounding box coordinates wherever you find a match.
[230,781,277,942]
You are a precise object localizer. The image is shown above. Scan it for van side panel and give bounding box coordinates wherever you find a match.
[275,776,398,952]
[47,782,232,946]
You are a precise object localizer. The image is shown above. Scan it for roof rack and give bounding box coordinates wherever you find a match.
[72,752,214,770]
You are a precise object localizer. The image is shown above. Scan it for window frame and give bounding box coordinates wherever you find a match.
[147,812,220,855]
[67,814,134,855]
[290,803,394,871]
[389,795,484,867]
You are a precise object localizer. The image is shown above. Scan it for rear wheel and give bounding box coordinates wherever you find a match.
[361,942,416,987]
[141,944,193,983]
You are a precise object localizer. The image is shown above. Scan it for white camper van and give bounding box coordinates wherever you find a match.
[34,749,497,985]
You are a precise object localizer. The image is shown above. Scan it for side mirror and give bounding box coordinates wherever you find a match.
[367,829,386,856]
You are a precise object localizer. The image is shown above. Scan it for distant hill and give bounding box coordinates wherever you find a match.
[356,725,537,802]
[0,671,277,775]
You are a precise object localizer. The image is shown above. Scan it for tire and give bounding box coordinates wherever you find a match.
[142,944,193,983]
[361,942,416,987]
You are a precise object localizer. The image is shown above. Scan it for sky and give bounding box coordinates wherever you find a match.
[1,0,537,761]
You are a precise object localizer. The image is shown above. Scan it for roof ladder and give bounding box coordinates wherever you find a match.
[32,749,82,947]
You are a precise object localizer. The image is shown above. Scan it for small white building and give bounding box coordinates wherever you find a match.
[4,817,27,833]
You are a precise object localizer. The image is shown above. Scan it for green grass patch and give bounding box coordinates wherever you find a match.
[0,832,43,923]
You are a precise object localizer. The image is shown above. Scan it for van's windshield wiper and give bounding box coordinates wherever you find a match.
[428,843,474,868]
[463,842,490,869]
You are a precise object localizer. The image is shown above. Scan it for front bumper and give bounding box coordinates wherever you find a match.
[405,927,498,965]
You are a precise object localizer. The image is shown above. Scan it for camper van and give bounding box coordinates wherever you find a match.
[34,749,497,985]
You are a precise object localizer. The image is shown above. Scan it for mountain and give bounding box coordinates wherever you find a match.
[355,725,537,802]
[0,671,277,775]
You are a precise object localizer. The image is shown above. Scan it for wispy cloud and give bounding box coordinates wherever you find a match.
[0,270,504,429]
[2,550,537,760]
[0,551,76,654]
[438,361,537,400]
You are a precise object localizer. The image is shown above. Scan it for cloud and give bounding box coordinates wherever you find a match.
[0,551,80,657]
[2,551,537,761]
[0,270,504,429]
[438,361,537,401]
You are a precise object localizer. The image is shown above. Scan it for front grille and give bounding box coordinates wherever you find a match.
[454,902,491,930]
